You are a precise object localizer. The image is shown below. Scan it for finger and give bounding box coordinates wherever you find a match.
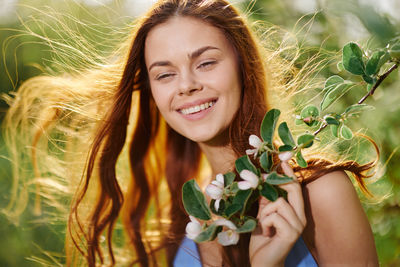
[258,197,304,233]
[279,162,306,226]
[259,212,301,242]
[256,195,271,218]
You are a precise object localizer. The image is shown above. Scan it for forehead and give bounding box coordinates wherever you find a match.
[144,16,234,63]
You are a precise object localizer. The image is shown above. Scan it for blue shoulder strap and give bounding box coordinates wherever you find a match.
[173,236,317,267]
[173,236,202,267]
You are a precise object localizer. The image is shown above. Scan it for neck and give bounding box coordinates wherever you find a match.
[198,141,237,178]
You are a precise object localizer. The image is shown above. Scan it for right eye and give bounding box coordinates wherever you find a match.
[155,72,175,81]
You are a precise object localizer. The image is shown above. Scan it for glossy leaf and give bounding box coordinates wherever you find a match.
[224,172,236,186]
[279,144,293,152]
[265,172,293,185]
[366,50,385,76]
[337,61,344,71]
[260,152,273,173]
[194,224,222,243]
[342,42,365,75]
[340,124,353,140]
[235,155,257,175]
[321,83,351,111]
[297,134,314,148]
[362,74,374,84]
[260,182,278,201]
[324,75,344,90]
[324,115,340,125]
[345,104,375,116]
[210,199,225,215]
[236,218,257,233]
[296,151,307,168]
[224,204,241,218]
[330,124,339,138]
[278,122,295,147]
[260,109,281,144]
[182,180,211,220]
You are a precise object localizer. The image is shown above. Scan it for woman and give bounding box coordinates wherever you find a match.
[4,0,379,266]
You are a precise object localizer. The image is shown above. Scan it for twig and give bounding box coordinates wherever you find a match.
[358,62,399,104]
[311,61,399,138]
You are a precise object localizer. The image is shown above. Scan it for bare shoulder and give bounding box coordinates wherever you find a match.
[302,171,379,266]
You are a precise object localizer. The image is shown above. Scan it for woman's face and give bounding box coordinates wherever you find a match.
[145,16,241,144]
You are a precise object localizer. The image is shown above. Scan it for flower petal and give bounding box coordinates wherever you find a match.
[186,217,202,240]
[217,230,240,246]
[239,170,259,188]
[205,184,223,199]
[216,173,225,185]
[279,151,293,162]
[211,180,224,188]
[237,181,252,190]
[214,218,237,230]
[246,148,257,156]
[214,199,221,211]
[249,134,263,148]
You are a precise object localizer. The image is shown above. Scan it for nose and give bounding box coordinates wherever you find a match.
[178,71,202,95]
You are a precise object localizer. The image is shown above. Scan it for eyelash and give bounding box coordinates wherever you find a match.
[155,60,217,81]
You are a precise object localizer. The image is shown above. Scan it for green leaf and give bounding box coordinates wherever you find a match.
[278,122,295,147]
[330,124,339,138]
[366,50,385,76]
[342,42,365,75]
[320,83,351,111]
[182,180,211,220]
[236,218,257,233]
[260,182,279,201]
[389,44,400,60]
[232,189,253,216]
[210,199,225,215]
[224,203,241,218]
[337,61,344,72]
[224,172,236,186]
[297,134,314,148]
[260,152,273,173]
[230,182,240,194]
[299,105,320,126]
[362,74,374,84]
[235,155,257,175]
[265,172,293,185]
[324,115,340,125]
[344,104,375,116]
[296,151,307,167]
[340,125,353,140]
[194,224,222,243]
[260,109,281,144]
[324,75,344,90]
[279,144,293,152]
[232,189,252,205]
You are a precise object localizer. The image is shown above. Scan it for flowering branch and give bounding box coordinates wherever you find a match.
[182,40,400,246]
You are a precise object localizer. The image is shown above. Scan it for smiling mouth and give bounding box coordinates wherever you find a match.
[178,100,217,115]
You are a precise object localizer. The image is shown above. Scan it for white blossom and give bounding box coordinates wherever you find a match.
[214,218,239,246]
[278,151,293,162]
[245,134,264,159]
[238,170,259,190]
[185,216,202,240]
[205,173,224,211]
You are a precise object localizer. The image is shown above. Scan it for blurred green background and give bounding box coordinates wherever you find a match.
[1,0,399,266]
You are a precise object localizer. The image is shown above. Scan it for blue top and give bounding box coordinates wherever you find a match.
[173,236,317,267]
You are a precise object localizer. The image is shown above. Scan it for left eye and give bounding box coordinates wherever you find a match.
[197,60,216,69]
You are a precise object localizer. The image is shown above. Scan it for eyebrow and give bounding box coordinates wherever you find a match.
[148,46,220,71]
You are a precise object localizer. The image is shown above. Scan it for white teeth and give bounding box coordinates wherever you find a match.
[180,100,215,115]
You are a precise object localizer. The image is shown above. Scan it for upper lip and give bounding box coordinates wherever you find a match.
[176,97,217,111]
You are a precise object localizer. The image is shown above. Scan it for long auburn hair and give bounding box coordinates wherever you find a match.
[2,0,377,266]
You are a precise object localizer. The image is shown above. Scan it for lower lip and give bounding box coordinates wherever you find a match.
[178,101,217,121]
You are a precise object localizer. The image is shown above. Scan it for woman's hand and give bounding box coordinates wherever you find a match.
[249,161,307,267]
